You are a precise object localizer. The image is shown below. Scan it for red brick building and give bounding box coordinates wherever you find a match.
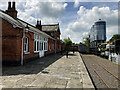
[1,2,64,65]
[42,24,62,54]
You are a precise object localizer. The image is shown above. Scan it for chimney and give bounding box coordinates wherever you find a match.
[8,2,11,10]
[36,20,42,30]
[12,1,16,10]
[6,2,18,19]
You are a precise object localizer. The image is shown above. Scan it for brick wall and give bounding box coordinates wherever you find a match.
[45,38,55,55]
[2,17,62,64]
[2,18,22,61]
[2,18,39,62]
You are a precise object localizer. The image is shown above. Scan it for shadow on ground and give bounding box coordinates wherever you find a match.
[68,53,76,56]
[2,53,65,76]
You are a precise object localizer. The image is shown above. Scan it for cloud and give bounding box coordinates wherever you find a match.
[17,1,67,25]
[39,2,67,18]
[0,1,66,25]
[64,6,118,43]
[0,2,8,10]
[74,0,79,7]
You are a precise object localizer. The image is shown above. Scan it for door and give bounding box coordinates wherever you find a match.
[39,42,44,57]
[39,50,44,57]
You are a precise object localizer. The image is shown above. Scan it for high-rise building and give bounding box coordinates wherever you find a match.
[90,19,106,53]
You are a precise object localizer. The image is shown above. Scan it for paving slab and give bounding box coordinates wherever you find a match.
[2,52,94,89]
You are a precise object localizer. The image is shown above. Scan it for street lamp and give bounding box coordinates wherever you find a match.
[21,24,29,65]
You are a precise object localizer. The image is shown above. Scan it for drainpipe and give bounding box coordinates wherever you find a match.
[55,39,56,53]
[21,25,29,65]
[21,28,25,65]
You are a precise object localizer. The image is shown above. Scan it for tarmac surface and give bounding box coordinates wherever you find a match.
[1,52,94,89]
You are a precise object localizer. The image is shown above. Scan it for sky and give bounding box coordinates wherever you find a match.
[0,0,119,43]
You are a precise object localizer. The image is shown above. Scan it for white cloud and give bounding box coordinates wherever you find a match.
[0,2,7,9]
[17,1,67,25]
[106,26,118,40]
[74,0,79,7]
[63,6,118,43]
[0,1,67,25]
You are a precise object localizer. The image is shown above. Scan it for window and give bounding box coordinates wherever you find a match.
[34,34,40,52]
[39,42,41,50]
[37,35,39,39]
[53,42,54,50]
[43,38,48,51]
[44,42,46,50]
[34,41,36,51]
[34,34,48,52]
[24,37,28,52]
[49,42,51,51]
[42,42,43,50]
[37,41,39,51]
[46,42,48,50]
[40,42,42,50]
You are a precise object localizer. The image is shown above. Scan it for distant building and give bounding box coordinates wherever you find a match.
[90,19,106,54]
[78,44,87,53]
[42,23,62,54]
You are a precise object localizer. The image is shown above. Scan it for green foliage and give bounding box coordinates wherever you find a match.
[72,43,75,46]
[110,34,120,41]
[81,35,90,53]
[63,38,72,46]
[83,35,90,48]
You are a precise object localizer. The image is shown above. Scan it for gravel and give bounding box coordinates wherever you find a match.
[80,54,120,89]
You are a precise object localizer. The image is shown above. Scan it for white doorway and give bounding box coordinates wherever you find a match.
[39,50,44,57]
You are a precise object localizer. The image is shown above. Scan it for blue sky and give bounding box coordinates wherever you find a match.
[61,2,118,28]
[0,1,118,43]
[60,2,118,43]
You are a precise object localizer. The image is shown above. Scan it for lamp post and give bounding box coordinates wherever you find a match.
[21,25,29,65]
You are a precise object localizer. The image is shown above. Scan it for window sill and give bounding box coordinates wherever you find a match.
[24,52,30,54]
[34,51,39,53]
[34,50,47,53]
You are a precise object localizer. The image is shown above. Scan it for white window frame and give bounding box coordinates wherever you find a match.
[34,34,39,52]
[34,34,48,52]
[24,37,29,53]
[44,38,48,51]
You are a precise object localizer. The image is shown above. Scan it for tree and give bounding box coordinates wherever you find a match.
[110,34,120,41]
[63,37,72,46]
[83,35,90,48]
[82,35,90,52]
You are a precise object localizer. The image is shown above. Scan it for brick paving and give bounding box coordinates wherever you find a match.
[1,52,94,89]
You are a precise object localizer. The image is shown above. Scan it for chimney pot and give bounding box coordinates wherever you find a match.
[12,1,16,10]
[6,1,17,18]
[39,20,41,25]
[8,2,11,10]
[36,20,42,30]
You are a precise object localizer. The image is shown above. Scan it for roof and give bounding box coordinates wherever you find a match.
[18,19,55,39]
[95,20,106,24]
[42,24,59,32]
[0,9,23,28]
[0,9,55,40]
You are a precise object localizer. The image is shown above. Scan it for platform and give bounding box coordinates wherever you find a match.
[2,52,94,89]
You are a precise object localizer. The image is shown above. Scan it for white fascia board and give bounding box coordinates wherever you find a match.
[0,14,22,28]
[25,26,55,40]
